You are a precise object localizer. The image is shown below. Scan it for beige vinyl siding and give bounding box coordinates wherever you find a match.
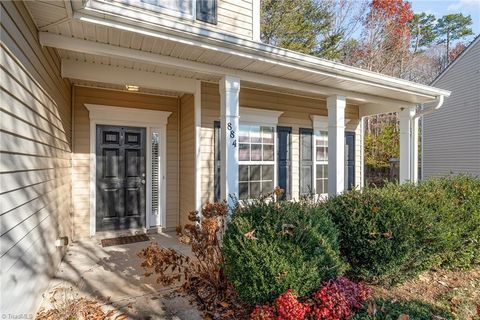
[215,0,254,38]
[423,40,480,177]
[72,86,180,237]
[107,0,254,40]
[1,1,72,316]
[179,94,196,226]
[200,82,360,203]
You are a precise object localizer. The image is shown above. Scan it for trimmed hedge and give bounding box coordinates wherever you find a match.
[324,175,480,285]
[414,175,480,269]
[222,199,346,304]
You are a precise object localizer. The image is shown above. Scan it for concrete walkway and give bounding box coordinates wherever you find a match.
[38,232,203,320]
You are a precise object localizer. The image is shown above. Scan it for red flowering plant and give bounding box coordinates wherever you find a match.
[310,277,371,320]
[251,289,309,320]
[250,278,370,320]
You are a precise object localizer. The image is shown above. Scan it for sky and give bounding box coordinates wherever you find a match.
[409,0,480,37]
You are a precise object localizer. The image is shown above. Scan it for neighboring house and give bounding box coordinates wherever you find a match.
[0,0,450,316]
[422,36,480,178]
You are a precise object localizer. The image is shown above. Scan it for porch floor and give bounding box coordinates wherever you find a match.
[38,232,203,320]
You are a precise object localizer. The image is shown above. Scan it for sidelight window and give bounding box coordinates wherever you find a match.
[151,131,160,216]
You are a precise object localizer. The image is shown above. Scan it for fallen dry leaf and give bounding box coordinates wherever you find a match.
[368,301,377,316]
[398,315,410,320]
[244,229,257,239]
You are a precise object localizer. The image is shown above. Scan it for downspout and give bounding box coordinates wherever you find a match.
[411,95,445,182]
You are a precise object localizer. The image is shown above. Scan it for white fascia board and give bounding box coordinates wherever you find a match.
[40,33,414,109]
[72,11,450,99]
[62,59,196,93]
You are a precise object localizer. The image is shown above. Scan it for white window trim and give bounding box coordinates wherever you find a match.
[252,0,261,42]
[86,104,171,236]
[310,115,353,197]
[240,107,283,125]
[238,107,283,199]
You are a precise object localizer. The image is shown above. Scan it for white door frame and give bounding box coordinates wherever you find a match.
[86,104,171,236]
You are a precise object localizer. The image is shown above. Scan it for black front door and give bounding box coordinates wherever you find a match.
[96,125,146,231]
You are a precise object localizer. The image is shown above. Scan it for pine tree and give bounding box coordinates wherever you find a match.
[435,13,473,64]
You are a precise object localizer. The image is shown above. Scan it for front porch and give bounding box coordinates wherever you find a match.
[37,232,202,319]
[69,77,421,240]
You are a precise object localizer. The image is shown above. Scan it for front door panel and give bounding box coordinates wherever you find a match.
[96,125,146,231]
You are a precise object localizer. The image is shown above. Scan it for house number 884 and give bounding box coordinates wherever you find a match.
[227,122,237,148]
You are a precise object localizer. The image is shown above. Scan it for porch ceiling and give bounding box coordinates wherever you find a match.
[27,2,450,108]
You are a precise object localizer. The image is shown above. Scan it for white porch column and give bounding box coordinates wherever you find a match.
[411,116,420,183]
[219,75,240,207]
[327,95,346,196]
[399,107,416,183]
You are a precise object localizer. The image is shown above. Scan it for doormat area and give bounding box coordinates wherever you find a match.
[101,234,150,247]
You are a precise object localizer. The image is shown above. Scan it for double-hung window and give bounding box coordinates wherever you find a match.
[238,124,275,199]
[214,108,283,201]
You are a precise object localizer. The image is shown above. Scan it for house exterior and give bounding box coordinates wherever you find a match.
[1,0,450,316]
[422,36,480,178]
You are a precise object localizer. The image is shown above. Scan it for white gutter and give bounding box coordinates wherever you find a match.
[414,95,445,119]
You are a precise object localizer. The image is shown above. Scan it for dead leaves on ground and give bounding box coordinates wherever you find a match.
[138,202,249,319]
[36,287,114,320]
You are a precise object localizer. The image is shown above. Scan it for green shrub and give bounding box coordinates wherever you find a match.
[352,299,454,320]
[222,199,345,304]
[324,175,480,285]
[414,175,480,269]
[324,184,453,285]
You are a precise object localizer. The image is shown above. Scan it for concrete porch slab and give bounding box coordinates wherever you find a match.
[37,232,202,320]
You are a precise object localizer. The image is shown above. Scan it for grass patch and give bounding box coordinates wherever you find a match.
[368,268,480,319]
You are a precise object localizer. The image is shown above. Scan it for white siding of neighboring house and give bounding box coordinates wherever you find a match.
[1,1,73,315]
[423,39,480,178]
